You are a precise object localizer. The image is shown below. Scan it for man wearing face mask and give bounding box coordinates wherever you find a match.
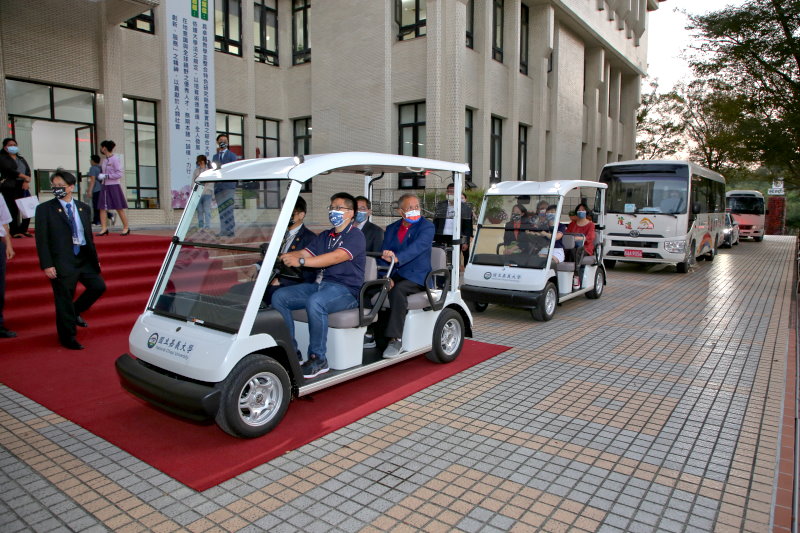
[354,196,384,253]
[272,192,366,378]
[378,193,435,358]
[433,183,473,262]
[211,134,239,237]
[34,171,106,350]
[530,200,550,230]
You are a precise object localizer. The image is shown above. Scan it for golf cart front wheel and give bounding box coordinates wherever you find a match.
[216,354,291,438]
[531,282,557,322]
[426,308,465,364]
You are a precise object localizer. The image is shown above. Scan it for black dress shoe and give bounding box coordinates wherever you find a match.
[0,327,17,338]
[61,338,84,350]
[76,316,88,328]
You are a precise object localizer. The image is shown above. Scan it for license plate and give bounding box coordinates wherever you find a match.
[624,249,643,258]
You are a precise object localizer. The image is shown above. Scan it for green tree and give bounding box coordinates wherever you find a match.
[636,79,686,159]
[688,0,800,185]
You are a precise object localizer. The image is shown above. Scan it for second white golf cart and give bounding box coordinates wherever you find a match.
[461,180,607,321]
[116,152,473,438]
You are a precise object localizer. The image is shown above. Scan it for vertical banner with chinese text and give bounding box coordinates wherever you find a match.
[166,0,216,208]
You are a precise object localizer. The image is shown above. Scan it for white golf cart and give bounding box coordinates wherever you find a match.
[461,180,607,321]
[116,152,473,438]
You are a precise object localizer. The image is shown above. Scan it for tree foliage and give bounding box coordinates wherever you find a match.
[688,0,800,185]
[635,79,686,160]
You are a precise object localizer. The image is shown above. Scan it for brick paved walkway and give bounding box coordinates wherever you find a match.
[1,236,796,532]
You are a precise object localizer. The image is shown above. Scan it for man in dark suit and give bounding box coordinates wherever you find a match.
[211,134,239,237]
[35,170,106,350]
[354,196,384,253]
[264,196,316,304]
[378,193,435,358]
[433,183,473,268]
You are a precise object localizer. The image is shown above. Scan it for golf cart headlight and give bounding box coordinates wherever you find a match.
[663,240,686,254]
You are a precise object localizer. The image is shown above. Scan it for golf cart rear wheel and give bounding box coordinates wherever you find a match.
[426,308,464,364]
[216,354,291,438]
[531,282,557,322]
[586,268,605,299]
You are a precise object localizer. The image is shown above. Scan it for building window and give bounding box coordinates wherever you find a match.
[254,0,278,65]
[292,0,310,65]
[520,4,529,75]
[123,98,159,209]
[122,9,155,33]
[518,125,528,181]
[215,0,242,56]
[490,116,502,183]
[465,109,474,179]
[256,117,280,159]
[493,0,504,62]
[294,117,312,191]
[398,102,426,189]
[396,0,426,41]
[466,0,474,48]
[216,112,244,157]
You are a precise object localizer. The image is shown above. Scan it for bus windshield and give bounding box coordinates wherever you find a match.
[603,174,688,215]
[727,196,764,215]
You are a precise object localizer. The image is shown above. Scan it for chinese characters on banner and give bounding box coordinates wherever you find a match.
[166,0,215,208]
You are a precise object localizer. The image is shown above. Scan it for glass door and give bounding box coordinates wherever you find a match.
[75,125,94,198]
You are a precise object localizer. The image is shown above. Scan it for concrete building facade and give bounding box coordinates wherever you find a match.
[0,0,662,225]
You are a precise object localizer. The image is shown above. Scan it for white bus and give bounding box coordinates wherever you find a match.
[726,190,765,242]
[600,160,726,273]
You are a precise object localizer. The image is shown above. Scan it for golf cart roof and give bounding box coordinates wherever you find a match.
[484,180,606,196]
[198,152,470,183]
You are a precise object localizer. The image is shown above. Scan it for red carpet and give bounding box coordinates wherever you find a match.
[1,233,508,491]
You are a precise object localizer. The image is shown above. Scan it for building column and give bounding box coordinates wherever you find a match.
[582,47,604,179]
[97,7,125,154]
[620,73,640,161]
[529,4,554,180]
[505,0,521,182]
[426,0,466,168]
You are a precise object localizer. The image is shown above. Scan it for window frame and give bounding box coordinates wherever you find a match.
[293,117,312,191]
[123,97,160,209]
[492,0,504,63]
[216,112,245,156]
[520,4,529,75]
[396,0,427,41]
[466,0,474,48]
[292,0,311,65]
[215,0,243,56]
[254,0,279,65]
[398,102,427,189]
[490,116,503,183]
[517,124,528,181]
[121,9,155,34]
[465,108,474,180]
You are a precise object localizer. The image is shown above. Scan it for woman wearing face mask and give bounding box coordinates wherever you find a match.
[96,140,130,236]
[530,200,550,230]
[503,204,533,254]
[565,202,595,255]
[0,138,33,238]
[537,205,568,264]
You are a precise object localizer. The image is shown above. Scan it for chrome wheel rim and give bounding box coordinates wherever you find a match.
[238,372,283,427]
[440,318,462,355]
[544,287,557,316]
[596,271,604,296]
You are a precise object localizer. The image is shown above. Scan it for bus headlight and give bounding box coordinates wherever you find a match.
[663,240,686,254]
[723,228,732,234]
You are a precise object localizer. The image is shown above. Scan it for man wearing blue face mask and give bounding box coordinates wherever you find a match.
[354,196,384,253]
[378,193,435,358]
[272,192,366,378]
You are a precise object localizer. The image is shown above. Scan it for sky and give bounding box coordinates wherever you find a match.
[646,0,749,90]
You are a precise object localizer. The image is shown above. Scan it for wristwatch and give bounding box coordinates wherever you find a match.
[299,257,305,266]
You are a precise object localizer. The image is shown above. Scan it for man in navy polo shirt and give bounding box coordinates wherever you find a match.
[272,192,366,378]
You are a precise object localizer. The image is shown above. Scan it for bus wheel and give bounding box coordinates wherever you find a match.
[754,236,763,242]
[604,259,616,269]
[531,282,557,321]
[586,268,605,299]
[471,302,488,313]
[707,246,716,262]
[426,308,464,363]
[676,243,695,274]
[215,355,291,438]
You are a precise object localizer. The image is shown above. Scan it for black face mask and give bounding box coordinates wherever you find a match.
[218,142,228,149]
[52,187,67,199]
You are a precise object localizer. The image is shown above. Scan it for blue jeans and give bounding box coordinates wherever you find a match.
[272,281,358,362]
[196,193,212,229]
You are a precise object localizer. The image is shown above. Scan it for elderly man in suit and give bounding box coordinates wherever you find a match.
[379,193,435,358]
[354,196,384,253]
[35,170,106,350]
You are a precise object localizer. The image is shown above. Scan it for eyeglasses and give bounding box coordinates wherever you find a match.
[327,205,353,211]
[357,207,369,212]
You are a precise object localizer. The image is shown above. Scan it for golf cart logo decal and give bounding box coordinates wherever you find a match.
[148,333,194,359]
[485,271,522,281]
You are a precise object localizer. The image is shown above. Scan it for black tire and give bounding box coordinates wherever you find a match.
[754,236,763,242]
[585,268,605,299]
[426,308,464,363]
[531,282,557,321]
[472,301,488,313]
[676,242,695,274]
[604,259,616,269]
[707,245,715,261]
[215,354,291,438]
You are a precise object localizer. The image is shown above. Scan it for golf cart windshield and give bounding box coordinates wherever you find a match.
[471,195,562,269]
[149,180,283,332]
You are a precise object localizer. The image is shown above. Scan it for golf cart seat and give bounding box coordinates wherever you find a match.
[291,257,388,328]
[555,234,586,272]
[373,247,450,312]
